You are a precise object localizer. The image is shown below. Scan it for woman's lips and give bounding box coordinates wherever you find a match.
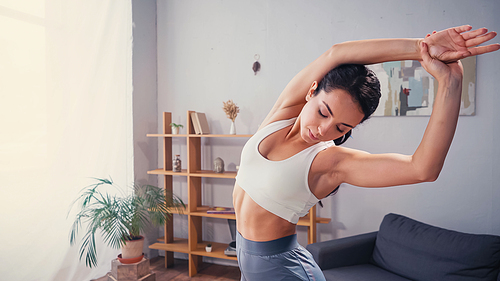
[309,130,319,141]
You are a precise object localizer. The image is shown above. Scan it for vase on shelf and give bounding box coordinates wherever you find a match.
[229,120,236,135]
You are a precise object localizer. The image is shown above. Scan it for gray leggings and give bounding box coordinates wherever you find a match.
[236,232,326,281]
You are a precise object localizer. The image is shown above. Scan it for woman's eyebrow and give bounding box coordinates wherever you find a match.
[322,101,333,116]
[323,101,355,128]
[342,123,355,129]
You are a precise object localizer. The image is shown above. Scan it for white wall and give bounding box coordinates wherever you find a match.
[156,0,500,263]
[131,0,160,259]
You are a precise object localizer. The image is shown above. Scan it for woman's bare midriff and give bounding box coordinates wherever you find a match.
[233,182,297,242]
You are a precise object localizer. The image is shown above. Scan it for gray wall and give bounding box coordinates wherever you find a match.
[152,0,500,263]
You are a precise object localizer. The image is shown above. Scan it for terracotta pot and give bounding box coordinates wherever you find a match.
[117,253,144,264]
[121,236,145,259]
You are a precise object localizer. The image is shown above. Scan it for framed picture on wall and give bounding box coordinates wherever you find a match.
[368,56,476,116]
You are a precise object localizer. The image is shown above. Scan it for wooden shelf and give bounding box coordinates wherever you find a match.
[188,134,253,138]
[147,134,190,137]
[147,133,252,138]
[190,211,236,220]
[185,211,331,224]
[150,237,189,253]
[190,170,237,178]
[154,237,237,261]
[192,241,238,261]
[147,111,330,277]
[147,168,189,176]
[159,203,330,223]
[147,169,237,179]
[297,216,331,226]
[171,205,188,215]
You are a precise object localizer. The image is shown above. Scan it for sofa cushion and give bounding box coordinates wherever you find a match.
[323,264,412,281]
[371,213,500,281]
[306,231,377,270]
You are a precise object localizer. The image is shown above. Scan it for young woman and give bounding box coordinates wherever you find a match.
[233,25,500,281]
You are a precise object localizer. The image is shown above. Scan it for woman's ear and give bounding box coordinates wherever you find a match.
[306,81,318,101]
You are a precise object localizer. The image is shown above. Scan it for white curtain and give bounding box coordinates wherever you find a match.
[0,1,133,280]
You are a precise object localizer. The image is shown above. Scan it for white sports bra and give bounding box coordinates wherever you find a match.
[235,118,334,224]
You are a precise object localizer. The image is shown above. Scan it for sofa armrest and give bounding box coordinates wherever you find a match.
[306,231,377,270]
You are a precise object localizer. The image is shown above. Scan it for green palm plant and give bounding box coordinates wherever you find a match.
[69,177,184,268]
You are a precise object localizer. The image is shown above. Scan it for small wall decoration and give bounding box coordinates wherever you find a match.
[222,100,239,134]
[252,54,261,75]
[368,56,476,116]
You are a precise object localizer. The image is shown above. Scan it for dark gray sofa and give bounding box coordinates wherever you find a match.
[306,213,500,281]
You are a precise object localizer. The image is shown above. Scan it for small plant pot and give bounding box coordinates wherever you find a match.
[205,246,212,252]
[121,236,145,259]
[171,126,180,134]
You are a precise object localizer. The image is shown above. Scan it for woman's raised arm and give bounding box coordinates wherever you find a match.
[263,38,423,125]
[264,25,499,127]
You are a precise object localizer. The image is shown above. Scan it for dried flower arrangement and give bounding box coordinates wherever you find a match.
[222,100,240,122]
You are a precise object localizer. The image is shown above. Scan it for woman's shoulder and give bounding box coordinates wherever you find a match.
[258,104,303,131]
[312,145,360,173]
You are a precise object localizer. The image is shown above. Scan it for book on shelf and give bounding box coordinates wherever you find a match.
[207,207,235,214]
[190,112,210,134]
[196,113,210,134]
[190,112,202,134]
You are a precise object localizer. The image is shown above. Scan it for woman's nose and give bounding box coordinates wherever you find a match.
[318,123,332,136]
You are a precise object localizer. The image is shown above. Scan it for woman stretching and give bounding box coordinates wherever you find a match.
[233,25,500,281]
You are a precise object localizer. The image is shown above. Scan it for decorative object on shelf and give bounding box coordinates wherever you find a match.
[69,177,185,268]
[207,207,235,214]
[230,121,236,134]
[213,157,225,173]
[224,241,237,257]
[222,100,239,134]
[205,243,212,252]
[170,123,183,134]
[190,112,210,134]
[252,54,261,75]
[173,155,182,172]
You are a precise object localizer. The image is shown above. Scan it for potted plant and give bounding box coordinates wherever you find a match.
[206,243,212,252]
[69,177,185,267]
[170,123,183,134]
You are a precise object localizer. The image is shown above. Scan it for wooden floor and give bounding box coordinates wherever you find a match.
[94,257,241,281]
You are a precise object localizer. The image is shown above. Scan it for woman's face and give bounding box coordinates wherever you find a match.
[300,86,364,144]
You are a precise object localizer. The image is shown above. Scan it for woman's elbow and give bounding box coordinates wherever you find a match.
[411,156,444,183]
[423,171,440,183]
[417,167,441,183]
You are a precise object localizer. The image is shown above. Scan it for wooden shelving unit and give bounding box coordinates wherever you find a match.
[147,111,331,277]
